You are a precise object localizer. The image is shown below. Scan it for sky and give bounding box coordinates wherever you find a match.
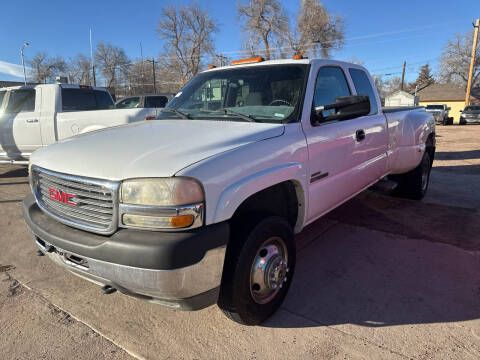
[1,0,478,83]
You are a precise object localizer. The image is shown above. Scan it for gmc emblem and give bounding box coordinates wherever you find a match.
[49,188,76,206]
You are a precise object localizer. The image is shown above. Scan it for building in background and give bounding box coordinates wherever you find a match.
[385,90,418,107]
[416,84,468,124]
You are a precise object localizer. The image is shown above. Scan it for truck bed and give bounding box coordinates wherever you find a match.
[382,106,424,113]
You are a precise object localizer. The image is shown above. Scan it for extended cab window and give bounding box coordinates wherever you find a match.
[349,68,378,115]
[5,89,35,113]
[145,96,168,108]
[62,88,113,111]
[313,67,351,120]
[116,97,140,109]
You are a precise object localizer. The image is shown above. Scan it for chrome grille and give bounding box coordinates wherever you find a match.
[31,166,119,235]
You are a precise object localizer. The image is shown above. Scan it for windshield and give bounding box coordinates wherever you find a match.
[464,106,480,112]
[159,64,309,123]
[426,105,444,110]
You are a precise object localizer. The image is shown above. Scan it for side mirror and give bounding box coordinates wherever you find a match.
[460,110,463,112]
[447,107,451,111]
[314,95,370,122]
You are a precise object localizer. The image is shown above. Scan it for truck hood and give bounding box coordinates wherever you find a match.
[31,120,284,180]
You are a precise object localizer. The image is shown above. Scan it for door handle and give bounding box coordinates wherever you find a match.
[26,119,39,123]
[356,129,365,141]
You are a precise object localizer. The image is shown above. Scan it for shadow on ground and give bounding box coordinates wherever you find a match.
[323,191,480,251]
[434,164,480,175]
[0,167,28,178]
[435,150,480,161]
[266,221,480,329]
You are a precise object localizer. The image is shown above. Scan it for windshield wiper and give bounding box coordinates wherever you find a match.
[160,108,192,119]
[199,108,256,122]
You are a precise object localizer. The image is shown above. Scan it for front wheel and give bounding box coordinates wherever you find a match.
[218,216,296,325]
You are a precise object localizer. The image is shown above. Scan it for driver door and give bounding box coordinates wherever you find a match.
[303,65,371,223]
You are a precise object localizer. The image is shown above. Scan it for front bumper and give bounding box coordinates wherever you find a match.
[23,193,229,310]
[461,116,480,124]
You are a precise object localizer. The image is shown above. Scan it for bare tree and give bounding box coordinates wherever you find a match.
[157,3,218,85]
[67,54,92,85]
[237,0,288,60]
[438,31,480,88]
[95,42,131,88]
[286,0,344,58]
[383,76,402,94]
[28,52,66,83]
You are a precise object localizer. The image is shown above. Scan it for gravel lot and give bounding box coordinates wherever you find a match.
[0,125,479,359]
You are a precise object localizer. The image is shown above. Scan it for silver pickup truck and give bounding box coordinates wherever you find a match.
[425,104,450,125]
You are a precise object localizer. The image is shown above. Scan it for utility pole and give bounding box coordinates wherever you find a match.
[401,60,406,91]
[20,42,29,85]
[216,54,225,67]
[90,29,96,86]
[140,42,144,92]
[465,18,480,107]
[147,58,156,93]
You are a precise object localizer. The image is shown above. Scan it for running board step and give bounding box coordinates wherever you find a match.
[369,179,398,194]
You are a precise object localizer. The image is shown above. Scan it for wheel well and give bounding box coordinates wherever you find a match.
[426,132,435,163]
[230,181,299,230]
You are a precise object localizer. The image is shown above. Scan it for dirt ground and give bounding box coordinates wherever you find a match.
[0,125,479,359]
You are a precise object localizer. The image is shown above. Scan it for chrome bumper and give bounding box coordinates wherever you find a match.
[34,237,226,309]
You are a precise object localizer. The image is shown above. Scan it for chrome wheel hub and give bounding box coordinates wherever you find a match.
[250,236,289,304]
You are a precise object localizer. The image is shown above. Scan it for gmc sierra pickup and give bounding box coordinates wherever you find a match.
[23,58,435,325]
[0,84,162,164]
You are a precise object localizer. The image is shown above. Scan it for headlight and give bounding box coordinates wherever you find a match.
[121,177,203,206]
[120,177,204,230]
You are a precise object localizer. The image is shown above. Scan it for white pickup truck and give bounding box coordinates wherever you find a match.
[23,58,435,325]
[0,84,161,164]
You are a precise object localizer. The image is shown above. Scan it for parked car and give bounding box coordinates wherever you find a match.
[115,94,174,116]
[0,84,164,164]
[23,57,435,325]
[425,104,451,125]
[459,105,480,124]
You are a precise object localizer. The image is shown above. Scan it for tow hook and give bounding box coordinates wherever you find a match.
[101,285,117,295]
[36,245,54,256]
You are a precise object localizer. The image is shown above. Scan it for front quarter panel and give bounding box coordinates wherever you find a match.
[175,123,309,232]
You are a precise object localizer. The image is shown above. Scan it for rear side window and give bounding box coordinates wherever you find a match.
[62,88,113,111]
[313,66,351,119]
[6,89,35,113]
[349,68,378,115]
[95,91,114,109]
[145,96,168,108]
[0,91,6,108]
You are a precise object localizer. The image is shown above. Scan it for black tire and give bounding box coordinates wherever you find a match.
[391,151,432,200]
[218,216,296,325]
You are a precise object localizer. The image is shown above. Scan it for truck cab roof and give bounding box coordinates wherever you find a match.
[0,83,109,92]
[204,58,367,72]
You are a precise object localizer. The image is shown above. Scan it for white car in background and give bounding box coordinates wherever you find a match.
[0,84,161,164]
